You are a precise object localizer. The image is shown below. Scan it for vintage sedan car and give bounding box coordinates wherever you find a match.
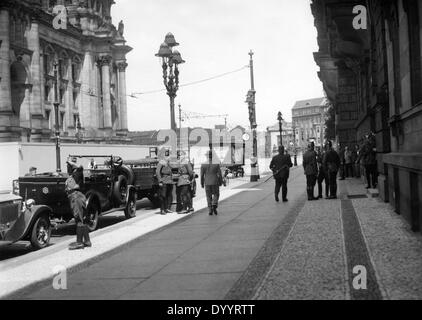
[0,193,52,250]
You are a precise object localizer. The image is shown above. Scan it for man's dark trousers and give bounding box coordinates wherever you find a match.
[275,177,288,201]
[365,164,377,188]
[328,171,338,198]
[205,185,220,209]
[318,171,329,198]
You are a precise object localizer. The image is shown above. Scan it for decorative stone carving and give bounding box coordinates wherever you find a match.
[116,62,128,72]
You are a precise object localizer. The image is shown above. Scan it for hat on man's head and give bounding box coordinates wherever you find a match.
[278,146,285,154]
[29,166,37,172]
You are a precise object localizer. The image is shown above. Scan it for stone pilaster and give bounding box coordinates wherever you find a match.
[27,17,44,141]
[98,55,112,129]
[0,10,12,117]
[117,61,128,132]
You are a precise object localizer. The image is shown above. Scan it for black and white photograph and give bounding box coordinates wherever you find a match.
[0,0,421,308]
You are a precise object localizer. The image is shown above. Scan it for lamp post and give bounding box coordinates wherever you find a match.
[76,115,83,144]
[292,122,298,166]
[155,33,185,132]
[246,50,259,182]
[277,112,283,147]
[53,61,61,173]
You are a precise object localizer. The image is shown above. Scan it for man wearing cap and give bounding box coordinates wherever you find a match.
[25,167,37,176]
[176,153,194,214]
[156,156,174,215]
[303,142,319,201]
[270,146,293,202]
[201,150,223,216]
[66,158,91,250]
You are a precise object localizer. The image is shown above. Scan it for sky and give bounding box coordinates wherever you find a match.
[111,0,324,132]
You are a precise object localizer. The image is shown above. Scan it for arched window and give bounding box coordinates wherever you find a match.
[59,51,69,79]
[71,55,82,82]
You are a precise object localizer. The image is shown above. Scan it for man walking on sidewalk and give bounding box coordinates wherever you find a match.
[303,142,319,201]
[270,146,293,202]
[201,151,223,216]
[323,140,341,199]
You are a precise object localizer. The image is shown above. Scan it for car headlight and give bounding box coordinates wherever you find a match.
[12,180,19,195]
[26,199,36,209]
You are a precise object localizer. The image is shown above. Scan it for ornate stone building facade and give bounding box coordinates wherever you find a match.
[292,97,329,150]
[0,0,131,143]
[312,0,422,233]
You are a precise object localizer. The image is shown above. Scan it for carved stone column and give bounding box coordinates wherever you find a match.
[98,55,112,129]
[117,61,128,132]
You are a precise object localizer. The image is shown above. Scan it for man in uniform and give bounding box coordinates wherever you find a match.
[303,142,319,201]
[156,155,174,215]
[269,146,293,202]
[201,150,223,216]
[66,158,91,250]
[323,140,341,199]
[177,153,194,214]
[357,134,378,189]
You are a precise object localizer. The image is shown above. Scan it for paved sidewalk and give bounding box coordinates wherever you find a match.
[13,168,306,300]
[254,178,422,300]
[0,174,254,299]
[8,172,422,300]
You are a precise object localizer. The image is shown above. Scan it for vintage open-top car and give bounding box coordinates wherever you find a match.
[13,155,137,232]
[0,193,52,250]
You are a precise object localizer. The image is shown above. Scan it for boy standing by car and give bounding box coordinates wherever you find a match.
[66,158,91,250]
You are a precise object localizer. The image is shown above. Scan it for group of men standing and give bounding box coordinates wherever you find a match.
[156,153,195,215]
[270,140,341,202]
[270,133,378,202]
[156,150,224,216]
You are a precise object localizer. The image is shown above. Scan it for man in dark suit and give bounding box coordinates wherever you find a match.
[270,146,293,202]
[303,142,319,201]
[201,151,223,216]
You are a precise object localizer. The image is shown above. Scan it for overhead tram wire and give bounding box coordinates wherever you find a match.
[2,58,248,99]
[130,65,249,97]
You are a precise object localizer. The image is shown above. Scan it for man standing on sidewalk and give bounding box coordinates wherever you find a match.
[201,150,223,216]
[323,140,341,199]
[303,142,319,201]
[270,146,293,203]
[317,145,329,199]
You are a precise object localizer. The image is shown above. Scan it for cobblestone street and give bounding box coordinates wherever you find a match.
[10,168,422,300]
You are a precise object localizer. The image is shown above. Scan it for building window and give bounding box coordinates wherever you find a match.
[60,112,65,130]
[404,0,422,105]
[59,88,65,104]
[45,110,51,129]
[44,84,50,101]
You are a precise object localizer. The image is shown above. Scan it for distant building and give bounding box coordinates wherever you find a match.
[291,97,329,150]
[266,121,293,156]
[0,0,132,143]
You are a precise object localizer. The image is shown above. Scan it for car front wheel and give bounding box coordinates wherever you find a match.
[86,201,99,232]
[124,192,137,219]
[30,215,51,250]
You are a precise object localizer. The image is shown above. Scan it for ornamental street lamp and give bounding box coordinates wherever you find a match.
[277,111,283,147]
[246,50,259,182]
[155,33,185,131]
[53,61,61,173]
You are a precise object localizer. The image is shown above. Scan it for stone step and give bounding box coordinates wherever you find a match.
[367,188,379,198]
